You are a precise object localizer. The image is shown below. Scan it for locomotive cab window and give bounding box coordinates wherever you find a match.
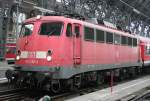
[20,24,33,37]
[39,22,63,36]
[106,32,113,43]
[96,29,105,42]
[84,26,94,41]
[66,23,72,37]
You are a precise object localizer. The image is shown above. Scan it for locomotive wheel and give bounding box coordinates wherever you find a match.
[66,77,81,91]
[5,69,19,83]
[119,69,126,81]
[26,76,36,88]
[51,80,61,93]
[96,73,104,86]
[128,67,136,78]
[16,76,25,87]
[5,69,14,83]
[74,75,82,88]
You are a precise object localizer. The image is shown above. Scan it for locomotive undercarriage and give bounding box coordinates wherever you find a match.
[5,66,146,93]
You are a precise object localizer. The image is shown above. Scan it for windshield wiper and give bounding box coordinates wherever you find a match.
[47,29,56,37]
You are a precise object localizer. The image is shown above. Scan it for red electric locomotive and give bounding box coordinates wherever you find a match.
[7,15,149,93]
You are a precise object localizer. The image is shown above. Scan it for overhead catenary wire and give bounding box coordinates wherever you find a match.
[119,0,150,20]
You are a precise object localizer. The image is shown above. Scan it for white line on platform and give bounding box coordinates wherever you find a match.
[0,78,7,83]
[98,79,150,98]
[0,78,7,81]
[66,75,150,101]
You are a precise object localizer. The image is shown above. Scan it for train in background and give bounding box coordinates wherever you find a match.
[6,15,150,93]
[5,43,16,64]
[5,34,16,64]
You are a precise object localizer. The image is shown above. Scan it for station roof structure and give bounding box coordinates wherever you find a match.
[58,0,150,37]
[107,0,150,22]
[0,0,150,37]
[105,0,150,36]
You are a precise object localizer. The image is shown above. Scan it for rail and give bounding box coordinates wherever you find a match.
[0,88,26,101]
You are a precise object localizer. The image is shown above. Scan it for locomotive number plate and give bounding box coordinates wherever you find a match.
[28,52,36,58]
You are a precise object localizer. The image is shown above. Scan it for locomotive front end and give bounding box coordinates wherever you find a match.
[11,16,69,92]
[16,17,63,71]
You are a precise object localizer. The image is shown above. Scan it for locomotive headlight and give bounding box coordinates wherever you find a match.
[16,55,20,60]
[46,50,52,62]
[16,50,21,60]
[46,56,52,61]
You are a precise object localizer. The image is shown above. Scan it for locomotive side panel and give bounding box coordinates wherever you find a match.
[95,43,108,64]
[81,23,140,71]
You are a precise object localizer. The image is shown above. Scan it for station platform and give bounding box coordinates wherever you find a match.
[0,61,13,79]
[66,75,150,101]
[0,61,13,70]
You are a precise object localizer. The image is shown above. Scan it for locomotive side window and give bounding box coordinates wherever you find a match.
[114,34,121,44]
[66,23,72,37]
[128,37,132,46]
[75,26,80,37]
[39,22,63,36]
[133,38,137,47]
[84,26,94,41]
[20,24,33,37]
[121,36,127,45]
[96,29,105,42]
[106,32,113,43]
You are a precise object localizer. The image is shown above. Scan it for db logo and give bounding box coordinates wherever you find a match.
[28,52,36,58]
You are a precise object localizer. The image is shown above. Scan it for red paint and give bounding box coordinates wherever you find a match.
[15,16,146,70]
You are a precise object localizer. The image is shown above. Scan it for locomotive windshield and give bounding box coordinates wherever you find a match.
[20,24,33,37]
[39,22,63,36]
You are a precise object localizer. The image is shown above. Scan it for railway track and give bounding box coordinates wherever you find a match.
[120,86,150,101]
[0,88,27,101]
[0,73,149,101]
[51,87,100,101]
[51,74,150,101]
[0,79,130,101]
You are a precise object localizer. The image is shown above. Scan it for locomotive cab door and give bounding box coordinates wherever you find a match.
[73,23,81,65]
